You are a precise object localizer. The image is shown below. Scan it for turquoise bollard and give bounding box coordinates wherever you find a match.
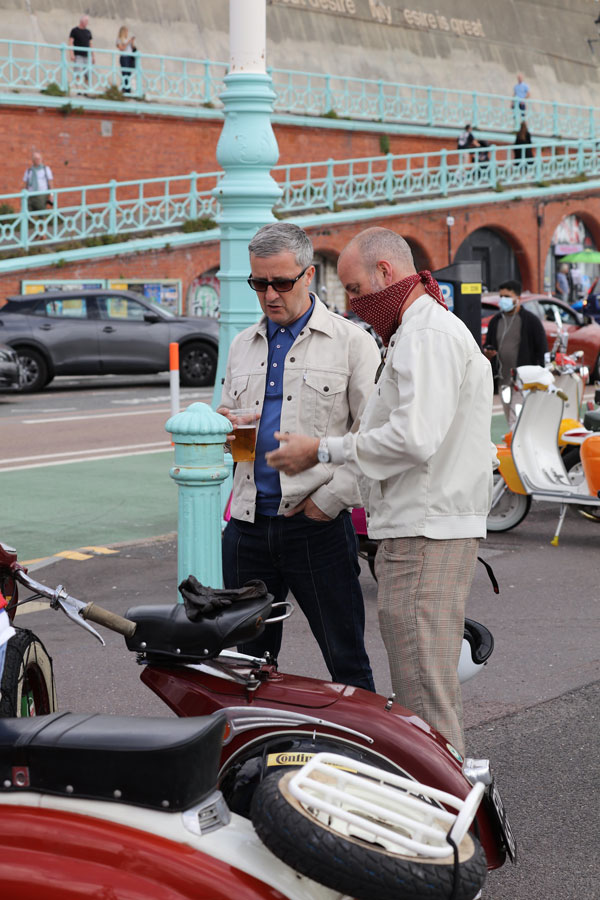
[165,402,233,597]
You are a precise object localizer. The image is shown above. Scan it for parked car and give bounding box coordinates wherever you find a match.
[0,342,21,390]
[0,290,219,392]
[481,292,600,382]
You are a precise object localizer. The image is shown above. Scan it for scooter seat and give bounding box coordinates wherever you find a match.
[0,711,226,811]
[125,595,273,661]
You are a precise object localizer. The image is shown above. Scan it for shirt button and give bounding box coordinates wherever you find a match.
[287,395,292,400]
[276,344,281,349]
[290,356,295,362]
[272,362,277,367]
[284,503,290,508]
[261,361,265,366]
[246,474,250,480]
[323,386,329,392]
[270,381,275,386]
[280,328,285,333]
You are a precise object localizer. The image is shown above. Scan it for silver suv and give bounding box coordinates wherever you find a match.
[0,290,219,392]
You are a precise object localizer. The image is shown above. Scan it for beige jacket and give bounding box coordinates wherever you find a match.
[329,294,495,539]
[220,296,381,522]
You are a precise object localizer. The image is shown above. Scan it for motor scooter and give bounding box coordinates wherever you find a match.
[487,365,600,543]
[0,540,515,876]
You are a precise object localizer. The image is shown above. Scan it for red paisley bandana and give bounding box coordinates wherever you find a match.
[350,271,448,346]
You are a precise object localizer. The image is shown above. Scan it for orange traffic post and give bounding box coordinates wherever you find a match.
[169,342,180,419]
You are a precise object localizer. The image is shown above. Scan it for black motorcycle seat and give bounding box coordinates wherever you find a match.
[125,595,273,661]
[464,617,494,664]
[0,711,226,812]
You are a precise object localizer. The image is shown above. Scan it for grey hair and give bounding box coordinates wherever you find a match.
[248,222,314,268]
[349,227,415,274]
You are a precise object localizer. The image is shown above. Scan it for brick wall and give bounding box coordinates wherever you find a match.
[2,104,454,195]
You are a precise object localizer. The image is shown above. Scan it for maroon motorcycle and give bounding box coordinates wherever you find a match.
[0,541,516,886]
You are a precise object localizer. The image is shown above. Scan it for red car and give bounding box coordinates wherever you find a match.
[481,293,600,381]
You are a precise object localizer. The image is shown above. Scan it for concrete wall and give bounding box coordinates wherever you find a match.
[2,1,600,107]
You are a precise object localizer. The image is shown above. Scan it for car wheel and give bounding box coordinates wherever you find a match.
[179,341,217,387]
[16,347,50,392]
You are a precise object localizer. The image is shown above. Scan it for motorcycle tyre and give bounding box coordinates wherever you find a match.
[0,628,57,717]
[486,473,531,532]
[563,446,600,522]
[251,771,487,900]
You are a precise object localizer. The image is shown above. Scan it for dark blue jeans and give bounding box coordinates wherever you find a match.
[222,511,375,691]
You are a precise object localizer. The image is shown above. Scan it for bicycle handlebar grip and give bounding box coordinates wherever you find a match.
[80,602,137,638]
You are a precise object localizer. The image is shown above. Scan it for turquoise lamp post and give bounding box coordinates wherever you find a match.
[165,403,232,593]
[211,0,282,407]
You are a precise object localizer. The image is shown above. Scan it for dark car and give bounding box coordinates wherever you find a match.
[0,290,219,392]
[0,342,21,390]
[481,292,600,382]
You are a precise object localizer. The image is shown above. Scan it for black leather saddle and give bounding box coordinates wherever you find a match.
[125,594,273,661]
[0,711,226,811]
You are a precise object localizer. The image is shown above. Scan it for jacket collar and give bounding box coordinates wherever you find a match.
[244,293,334,341]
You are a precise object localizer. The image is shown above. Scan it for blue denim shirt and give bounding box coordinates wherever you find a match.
[254,297,315,515]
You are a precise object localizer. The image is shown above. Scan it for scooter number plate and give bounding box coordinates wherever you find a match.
[487,781,518,864]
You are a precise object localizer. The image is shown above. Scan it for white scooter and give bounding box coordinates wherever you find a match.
[488,365,600,544]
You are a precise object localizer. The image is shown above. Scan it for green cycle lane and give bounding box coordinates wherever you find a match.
[3,450,178,563]
[4,414,508,563]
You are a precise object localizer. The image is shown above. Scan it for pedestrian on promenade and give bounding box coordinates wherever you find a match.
[23,151,54,212]
[555,263,572,304]
[217,222,380,692]
[116,25,136,95]
[483,279,547,428]
[69,15,95,88]
[265,226,495,756]
[513,120,534,163]
[513,73,530,116]
[457,124,490,169]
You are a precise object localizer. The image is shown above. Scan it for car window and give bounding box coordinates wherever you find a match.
[35,297,90,318]
[538,301,578,327]
[98,296,148,321]
[522,299,544,319]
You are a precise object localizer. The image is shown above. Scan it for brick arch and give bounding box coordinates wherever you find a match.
[455,221,534,291]
[546,207,600,251]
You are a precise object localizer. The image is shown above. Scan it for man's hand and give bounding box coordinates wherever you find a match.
[284,496,332,521]
[483,347,497,360]
[265,432,319,475]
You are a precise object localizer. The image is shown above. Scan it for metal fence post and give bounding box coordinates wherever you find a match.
[378,80,385,121]
[385,152,394,201]
[108,180,117,234]
[440,148,448,197]
[165,403,232,593]
[189,172,198,219]
[59,43,69,93]
[326,158,335,210]
[20,190,29,251]
[427,85,433,126]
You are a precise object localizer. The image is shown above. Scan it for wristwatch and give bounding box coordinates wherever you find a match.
[317,437,331,463]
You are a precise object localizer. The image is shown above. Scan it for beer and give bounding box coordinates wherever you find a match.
[230,409,257,462]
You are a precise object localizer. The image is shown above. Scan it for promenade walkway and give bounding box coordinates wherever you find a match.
[1,38,598,142]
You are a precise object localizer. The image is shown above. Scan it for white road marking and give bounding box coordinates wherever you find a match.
[0,446,172,472]
[0,441,170,465]
[22,408,171,424]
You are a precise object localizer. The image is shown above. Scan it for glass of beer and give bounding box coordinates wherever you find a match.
[230,408,258,462]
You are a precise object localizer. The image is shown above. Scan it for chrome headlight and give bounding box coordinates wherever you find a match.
[463,757,493,786]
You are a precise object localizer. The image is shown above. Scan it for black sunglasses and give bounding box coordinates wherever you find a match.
[247,266,309,293]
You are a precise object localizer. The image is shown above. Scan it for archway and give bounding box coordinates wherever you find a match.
[454,227,521,292]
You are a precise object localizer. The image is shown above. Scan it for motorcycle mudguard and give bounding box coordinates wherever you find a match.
[581,433,600,494]
[141,666,508,870]
[497,445,527,494]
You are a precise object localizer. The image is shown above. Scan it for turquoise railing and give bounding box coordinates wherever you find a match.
[2,139,598,252]
[0,39,599,140]
[0,39,227,104]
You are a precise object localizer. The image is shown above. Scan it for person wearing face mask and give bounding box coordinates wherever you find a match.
[483,280,547,427]
[265,226,496,757]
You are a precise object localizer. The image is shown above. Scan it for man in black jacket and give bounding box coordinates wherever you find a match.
[483,280,547,427]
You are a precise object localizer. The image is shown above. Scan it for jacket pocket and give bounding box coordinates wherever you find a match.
[230,374,250,404]
[303,371,348,433]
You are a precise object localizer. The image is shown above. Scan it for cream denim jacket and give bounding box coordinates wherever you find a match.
[220,296,381,522]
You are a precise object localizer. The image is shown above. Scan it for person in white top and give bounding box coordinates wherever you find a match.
[266,227,495,756]
[23,151,54,212]
[116,25,137,94]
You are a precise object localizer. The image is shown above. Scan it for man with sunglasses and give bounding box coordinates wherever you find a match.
[217,222,380,691]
